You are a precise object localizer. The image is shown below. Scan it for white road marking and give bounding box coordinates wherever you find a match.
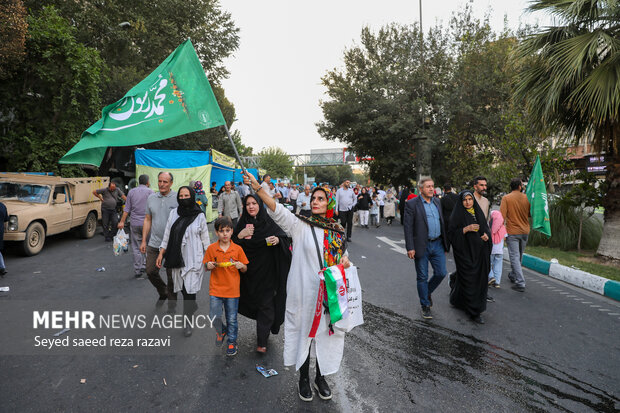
[590,305,601,308]
[608,313,620,316]
[376,236,408,255]
[560,292,569,295]
[566,295,576,298]
[582,302,592,304]
[598,309,610,312]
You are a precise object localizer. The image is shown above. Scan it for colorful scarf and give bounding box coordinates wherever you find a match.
[193,180,205,195]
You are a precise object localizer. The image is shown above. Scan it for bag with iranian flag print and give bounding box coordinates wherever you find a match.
[319,264,363,332]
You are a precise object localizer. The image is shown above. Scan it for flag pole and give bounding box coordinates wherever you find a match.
[222,124,247,173]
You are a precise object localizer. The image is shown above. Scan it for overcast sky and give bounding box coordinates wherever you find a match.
[219,0,546,155]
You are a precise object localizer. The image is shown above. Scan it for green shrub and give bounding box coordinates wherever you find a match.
[529,201,602,250]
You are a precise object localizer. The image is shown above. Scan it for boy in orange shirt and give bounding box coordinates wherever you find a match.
[203,216,248,356]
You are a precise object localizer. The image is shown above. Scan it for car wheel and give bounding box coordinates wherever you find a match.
[22,222,45,256]
[79,212,97,239]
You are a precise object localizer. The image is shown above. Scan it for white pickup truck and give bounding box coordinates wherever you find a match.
[0,173,109,256]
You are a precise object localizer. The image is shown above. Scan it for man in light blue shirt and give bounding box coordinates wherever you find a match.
[404,178,449,320]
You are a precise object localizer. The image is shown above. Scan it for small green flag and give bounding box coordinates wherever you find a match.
[526,155,551,237]
[60,39,225,166]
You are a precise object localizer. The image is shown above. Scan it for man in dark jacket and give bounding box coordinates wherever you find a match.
[440,184,459,229]
[404,178,449,319]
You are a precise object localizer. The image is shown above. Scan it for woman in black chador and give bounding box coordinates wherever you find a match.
[448,190,492,324]
[233,194,292,353]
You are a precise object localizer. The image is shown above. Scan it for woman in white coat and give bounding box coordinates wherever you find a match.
[156,186,210,337]
[244,171,351,402]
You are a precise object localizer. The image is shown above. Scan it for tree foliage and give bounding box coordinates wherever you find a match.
[258,147,294,178]
[318,23,452,186]
[1,0,246,173]
[0,6,104,174]
[513,0,620,259]
[0,0,28,79]
[294,165,355,185]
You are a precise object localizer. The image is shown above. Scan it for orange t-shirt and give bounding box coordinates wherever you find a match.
[500,191,531,235]
[203,241,249,298]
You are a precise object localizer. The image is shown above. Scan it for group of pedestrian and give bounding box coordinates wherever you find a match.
[111,170,355,401]
[404,175,531,324]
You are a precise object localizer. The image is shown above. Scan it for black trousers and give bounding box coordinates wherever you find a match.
[146,246,177,308]
[379,205,384,219]
[101,208,118,239]
[338,210,353,239]
[181,286,197,317]
[300,352,323,380]
[256,300,275,347]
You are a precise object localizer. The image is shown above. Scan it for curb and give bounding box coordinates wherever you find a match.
[502,248,620,302]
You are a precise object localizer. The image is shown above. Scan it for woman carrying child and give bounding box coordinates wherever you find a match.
[244,171,351,402]
[234,194,292,353]
[156,186,210,337]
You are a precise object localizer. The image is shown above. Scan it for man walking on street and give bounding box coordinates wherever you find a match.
[473,176,490,221]
[140,172,178,310]
[218,180,243,227]
[404,178,449,320]
[440,184,459,229]
[500,178,531,292]
[288,184,299,212]
[118,174,153,278]
[336,179,357,242]
[297,185,312,217]
[93,181,126,242]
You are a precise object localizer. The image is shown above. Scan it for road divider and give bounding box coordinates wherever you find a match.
[503,248,620,302]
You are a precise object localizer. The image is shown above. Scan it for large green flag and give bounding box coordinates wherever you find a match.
[60,39,225,166]
[526,155,551,237]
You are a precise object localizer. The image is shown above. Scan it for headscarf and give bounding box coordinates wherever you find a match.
[164,186,203,269]
[296,187,346,267]
[490,210,507,245]
[234,194,287,242]
[193,180,205,195]
[448,190,490,238]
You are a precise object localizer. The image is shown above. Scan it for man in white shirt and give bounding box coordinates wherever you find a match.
[297,185,312,217]
[288,184,299,212]
[260,174,277,199]
[335,180,357,242]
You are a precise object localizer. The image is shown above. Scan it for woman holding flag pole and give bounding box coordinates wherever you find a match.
[243,171,352,402]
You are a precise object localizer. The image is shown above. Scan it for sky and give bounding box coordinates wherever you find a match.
[219,0,548,155]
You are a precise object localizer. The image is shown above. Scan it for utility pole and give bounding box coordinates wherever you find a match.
[415,0,431,183]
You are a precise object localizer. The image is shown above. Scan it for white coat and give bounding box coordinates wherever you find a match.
[268,203,347,375]
[160,209,210,294]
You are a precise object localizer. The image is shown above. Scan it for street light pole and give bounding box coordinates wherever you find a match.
[416,0,431,183]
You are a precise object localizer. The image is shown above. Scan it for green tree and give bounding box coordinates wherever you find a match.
[318,23,452,186]
[0,0,28,79]
[514,0,620,260]
[0,6,104,174]
[258,147,293,178]
[561,171,604,252]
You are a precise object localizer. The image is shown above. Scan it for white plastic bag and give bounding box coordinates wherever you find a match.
[334,265,363,332]
[113,229,129,256]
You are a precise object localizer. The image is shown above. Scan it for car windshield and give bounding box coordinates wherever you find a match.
[0,182,51,204]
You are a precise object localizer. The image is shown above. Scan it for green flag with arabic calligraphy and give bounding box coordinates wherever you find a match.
[60,39,225,166]
[526,155,551,237]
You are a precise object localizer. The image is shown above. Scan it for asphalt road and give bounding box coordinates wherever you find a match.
[0,221,619,412]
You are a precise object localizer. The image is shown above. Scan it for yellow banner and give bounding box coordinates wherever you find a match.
[135,163,217,222]
[211,149,237,168]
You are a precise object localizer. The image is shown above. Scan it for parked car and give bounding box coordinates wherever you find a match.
[0,173,108,256]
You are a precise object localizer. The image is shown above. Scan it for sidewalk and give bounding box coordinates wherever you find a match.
[503,249,620,302]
